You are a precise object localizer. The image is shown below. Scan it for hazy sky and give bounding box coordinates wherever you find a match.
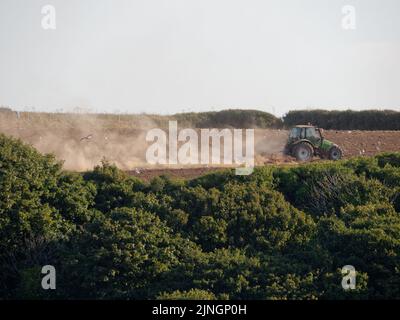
[0,0,399,116]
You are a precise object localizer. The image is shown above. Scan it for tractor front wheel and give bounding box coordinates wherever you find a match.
[328,146,343,160]
[294,143,313,162]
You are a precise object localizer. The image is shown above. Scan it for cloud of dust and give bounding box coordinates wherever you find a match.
[0,112,157,171]
[254,129,289,164]
[0,111,290,170]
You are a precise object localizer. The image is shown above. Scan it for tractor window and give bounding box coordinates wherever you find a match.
[306,127,321,140]
[289,127,302,138]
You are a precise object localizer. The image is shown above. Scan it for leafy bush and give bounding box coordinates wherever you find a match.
[376,153,400,168]
[316,203,400,298]
[274,163,390,218]
[173,109,282,128]
[157,288,216,300]
[56,207,194,299]
[283,109,400,130]
[1,134,400,299]
[0,134,72,298]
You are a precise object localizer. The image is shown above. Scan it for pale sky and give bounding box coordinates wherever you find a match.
[0,0,399,116]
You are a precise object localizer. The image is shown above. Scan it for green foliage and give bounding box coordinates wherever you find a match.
[0,134,73,298]
[274,162,390,218]
[211,182,315,252]
[57,207,193,299]
[376,152,400,168]
[1,134,400,299]
[316,203,400,298]
[157,288,216,300]
[48,172,96,224]
[83,160,145,212]
[173,109,282,129]
[193,248,263,299]
[283,109,400,130]
[189,166,275,190]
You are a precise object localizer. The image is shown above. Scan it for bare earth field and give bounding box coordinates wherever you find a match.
[1,112,400,180]
[127,130,400,181]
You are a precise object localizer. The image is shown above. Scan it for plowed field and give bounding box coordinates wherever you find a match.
[1,111,400,179]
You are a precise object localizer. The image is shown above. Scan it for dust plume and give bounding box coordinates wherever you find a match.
[0,110,290,170]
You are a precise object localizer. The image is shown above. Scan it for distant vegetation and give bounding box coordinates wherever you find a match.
[171,109,282,128]
[1,133,400,299]
[0,107,282,129]
[283,109,400,130]
[3,106,400,130]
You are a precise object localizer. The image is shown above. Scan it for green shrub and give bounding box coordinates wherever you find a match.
[0,134,73,298]
[376,152,400,168]
[2,133,400,300]
[283,109,400,130]
[316,203,400,299]
[274,163,390,218]
[157,289,216,300]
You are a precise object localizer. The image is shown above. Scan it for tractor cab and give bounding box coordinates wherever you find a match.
[285,125,342,162]
[288,125,323,146]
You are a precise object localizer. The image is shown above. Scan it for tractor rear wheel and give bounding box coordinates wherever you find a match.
[294,143,313,162]
[328,146,343,160]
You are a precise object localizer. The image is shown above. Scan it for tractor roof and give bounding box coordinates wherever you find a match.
[293,125,316,128]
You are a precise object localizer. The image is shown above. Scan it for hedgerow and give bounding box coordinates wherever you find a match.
[1,134,399,299]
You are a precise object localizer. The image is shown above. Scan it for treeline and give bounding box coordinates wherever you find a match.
[171,109,282,128]
[3,106,400,130]
[1,133,400,299]
[0,107,282,129]
[283,109,400,130]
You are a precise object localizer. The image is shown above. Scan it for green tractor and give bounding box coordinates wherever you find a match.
[284,125,343,162]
